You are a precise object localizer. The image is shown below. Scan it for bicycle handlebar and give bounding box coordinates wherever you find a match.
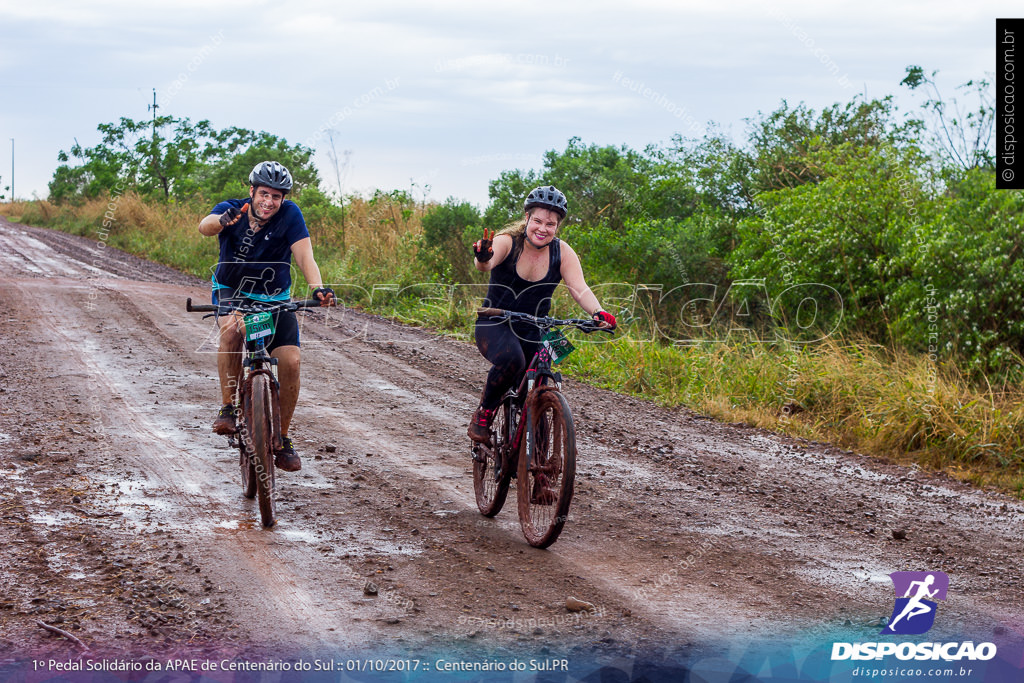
[186,297,322,315]
[477,308,615,334]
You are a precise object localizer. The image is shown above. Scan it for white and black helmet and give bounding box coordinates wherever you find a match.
[524,185,567,219]
[249,161,293,192]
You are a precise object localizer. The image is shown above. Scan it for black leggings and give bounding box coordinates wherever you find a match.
[475,318,541,410]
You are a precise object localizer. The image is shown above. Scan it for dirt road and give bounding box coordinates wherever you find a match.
[1,217,1021,673]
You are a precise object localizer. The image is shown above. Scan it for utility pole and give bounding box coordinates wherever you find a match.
[147,88,159,173]
[148,88,159,139]
[9,138,13,201]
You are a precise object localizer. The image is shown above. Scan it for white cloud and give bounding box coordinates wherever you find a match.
[0,0,1012,205]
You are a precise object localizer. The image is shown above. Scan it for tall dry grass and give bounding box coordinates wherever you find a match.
[565,333,1024,492]
[18,192,212,278]
[307,195,427,288]
[1,199,55,222]
[9,191,429,297]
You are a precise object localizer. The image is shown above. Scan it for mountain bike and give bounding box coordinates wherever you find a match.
[471,308,613,548]
[187,296,321,527]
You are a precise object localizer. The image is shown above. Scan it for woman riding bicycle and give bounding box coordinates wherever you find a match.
[468,185,616,444]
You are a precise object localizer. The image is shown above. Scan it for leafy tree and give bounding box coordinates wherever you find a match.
[50,116,205,201]
[653,131,753,257]
[742,97,921,196]
[658,131,755,218]
[483,137,698,232]
[729,143,932,340]
[189,128,318,199]
[541,137,660,230]
[49,125,129,202]
[901,65,995,173]
[889,168,1024,373]
[49,117,318,203]
[483,168,540,230]
[418,198,481,283]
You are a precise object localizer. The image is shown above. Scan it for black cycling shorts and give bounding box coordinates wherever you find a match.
[212,292,300,352]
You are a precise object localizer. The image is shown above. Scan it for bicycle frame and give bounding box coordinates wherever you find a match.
[238,333,282,453]
[476,307,609,453]
[507,344,561,454]
[471,307,614,546]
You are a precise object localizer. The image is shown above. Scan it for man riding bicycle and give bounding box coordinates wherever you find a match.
[468,185,616,444]
[198,160,335,471]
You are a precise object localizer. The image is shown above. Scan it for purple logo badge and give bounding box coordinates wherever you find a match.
[880,571,949,635]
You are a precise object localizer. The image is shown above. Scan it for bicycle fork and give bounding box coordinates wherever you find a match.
[241,368,283,452]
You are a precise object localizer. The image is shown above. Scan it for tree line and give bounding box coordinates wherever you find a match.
[49,67,1021,376]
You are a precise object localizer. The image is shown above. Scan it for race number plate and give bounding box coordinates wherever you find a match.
[243,312,275,342]
[542,329,574,364]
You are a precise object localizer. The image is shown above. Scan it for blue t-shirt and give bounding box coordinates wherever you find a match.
[211,198,310,302]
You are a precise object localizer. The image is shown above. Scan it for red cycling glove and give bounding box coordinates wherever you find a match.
[594,310,617,329]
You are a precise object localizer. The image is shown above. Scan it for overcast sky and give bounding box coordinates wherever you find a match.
[0,1,1011,207]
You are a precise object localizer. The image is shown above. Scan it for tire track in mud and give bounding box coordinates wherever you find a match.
[288,331,791,642]
[2,274,394,652]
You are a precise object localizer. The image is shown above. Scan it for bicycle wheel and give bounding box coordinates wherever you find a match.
[249,374,277,527]
[517,387,576,548]
[473,398,514,517]
[240,439,257,499]
[237,392,257,499]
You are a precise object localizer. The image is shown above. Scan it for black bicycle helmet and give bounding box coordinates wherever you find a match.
[249,161,293,192]
[523,185,567,219]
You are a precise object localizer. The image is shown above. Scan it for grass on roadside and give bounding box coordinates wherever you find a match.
[563,334,1024,494]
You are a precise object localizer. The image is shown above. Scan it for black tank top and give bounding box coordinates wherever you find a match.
[483,235,562,319]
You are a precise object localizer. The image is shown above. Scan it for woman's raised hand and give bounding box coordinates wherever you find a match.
[473,228,495,262]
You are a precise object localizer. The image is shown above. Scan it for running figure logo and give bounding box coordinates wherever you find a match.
[880,571,949,635]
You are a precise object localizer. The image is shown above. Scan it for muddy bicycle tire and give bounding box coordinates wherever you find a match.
[240,436,257,500]
[517,387,576,548]
[236,378,257,499]
[250,374,277,527]
[473,398,514,516]
[238,393,257,499]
